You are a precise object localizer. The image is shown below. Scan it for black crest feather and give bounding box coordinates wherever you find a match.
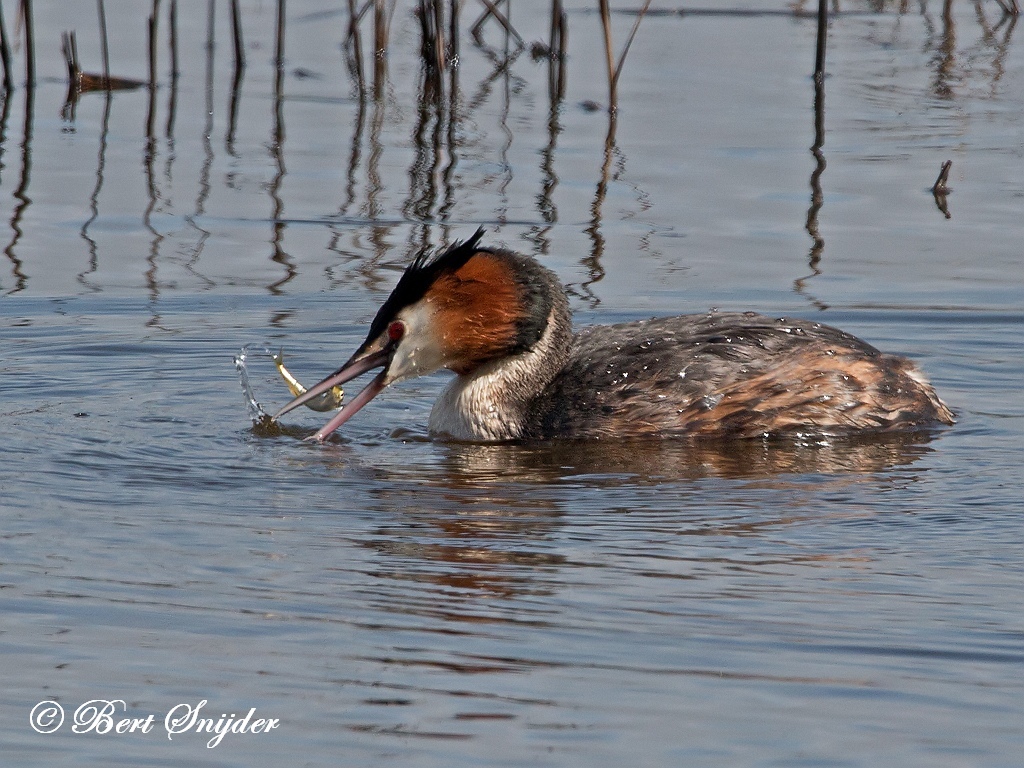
[361,228,488,347]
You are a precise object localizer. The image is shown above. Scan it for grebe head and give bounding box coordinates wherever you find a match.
[272,229,557,440]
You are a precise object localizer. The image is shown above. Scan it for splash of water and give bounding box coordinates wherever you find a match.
[233,344,275,427]
[234,344,344,436]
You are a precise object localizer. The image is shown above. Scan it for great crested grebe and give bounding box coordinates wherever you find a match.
[272,230,954,442]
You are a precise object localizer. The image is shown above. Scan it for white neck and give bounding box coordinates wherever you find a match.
[428,308,569,441]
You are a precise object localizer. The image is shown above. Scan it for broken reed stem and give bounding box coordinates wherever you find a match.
[612,0,652,87]
[601,0,653,112]
[98,0,112,85]
[932,160,952,219]
[61,30,80,82]
[932,160,952,194]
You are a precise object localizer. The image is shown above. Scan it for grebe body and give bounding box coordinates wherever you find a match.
[273,232,954,442]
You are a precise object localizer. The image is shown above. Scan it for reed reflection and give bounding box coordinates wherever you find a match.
[179,0,216,306]
[325,91,399,295]
[525,25,566,257]
[974,5,1017,93]
[796,72,829,310]
[912,0,1018,98]
[76,91,112,293]
[580,127,612,305]
[366,96,390,261]
[463,28,525,234]
[143,0,167,318]
[267,0,297,295]
[405,71,446,231]
[226,63,243,155]
[7,0,1015,302]
[403,1,529,260]
[323,86,367,281]
[932,0,959,100]
[3,85,31,295]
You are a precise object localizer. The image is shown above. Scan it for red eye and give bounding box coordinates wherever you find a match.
[387,321,405,341]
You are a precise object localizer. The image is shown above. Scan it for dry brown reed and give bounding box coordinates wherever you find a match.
[598,0,653,113]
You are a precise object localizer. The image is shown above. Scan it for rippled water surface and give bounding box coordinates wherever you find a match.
[2,1,1023,765]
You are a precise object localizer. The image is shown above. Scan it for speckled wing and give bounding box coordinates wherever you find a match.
[526,312,952,439]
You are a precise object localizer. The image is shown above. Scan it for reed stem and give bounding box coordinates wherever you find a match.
[0,0,14,92]
[230,0,245,71]
[21,0,35,87]
[99,0,113,85]
[814,0,827,81]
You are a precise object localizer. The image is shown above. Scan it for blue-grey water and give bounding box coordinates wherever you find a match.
[2,1,1023,765]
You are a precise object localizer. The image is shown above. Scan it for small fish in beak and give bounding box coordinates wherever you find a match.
[271,345,393,441]
[272,350,344,412]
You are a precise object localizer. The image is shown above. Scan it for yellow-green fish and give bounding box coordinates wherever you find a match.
[272,350,344,412]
